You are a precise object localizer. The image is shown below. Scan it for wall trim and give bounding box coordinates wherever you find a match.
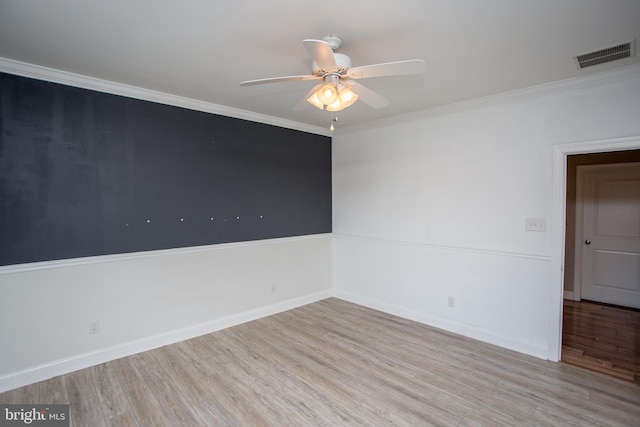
[333,232,552,262]
[333,290,548,360]
[0,233,332,275]
[0,289,332,393]
[0,57,331,137]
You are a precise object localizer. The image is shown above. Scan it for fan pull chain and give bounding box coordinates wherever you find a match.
[330,113,339,132]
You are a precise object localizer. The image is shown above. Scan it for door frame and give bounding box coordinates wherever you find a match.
[549,135,640,362]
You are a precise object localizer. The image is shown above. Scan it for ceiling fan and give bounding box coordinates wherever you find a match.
[240,35,426,130]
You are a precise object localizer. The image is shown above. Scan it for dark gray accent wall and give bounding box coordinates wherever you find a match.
[0,72,332,266]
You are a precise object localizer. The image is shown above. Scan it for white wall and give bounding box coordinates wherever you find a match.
[0,235,332,392]
[332,65,640,360]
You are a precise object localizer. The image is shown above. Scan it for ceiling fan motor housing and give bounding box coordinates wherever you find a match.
[312,53,352,76]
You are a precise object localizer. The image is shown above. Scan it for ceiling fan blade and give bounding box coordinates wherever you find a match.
[303,39,337,70]
[240,75,319,86]
[343,80,389,109]
[293,84,324,111]
[346,59,426,79]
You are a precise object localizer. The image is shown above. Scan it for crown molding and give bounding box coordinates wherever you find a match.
[341,62,640,133]
[0,57,331,137]
[2,56,637,138]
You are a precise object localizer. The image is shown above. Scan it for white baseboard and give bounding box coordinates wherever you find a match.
[563,290,575,300]
[2,286,551,392]
[333,290,548,360]
[0,290,331,393]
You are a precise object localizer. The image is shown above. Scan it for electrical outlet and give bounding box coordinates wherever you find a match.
[89,321,100,335]
[447,296,455,308]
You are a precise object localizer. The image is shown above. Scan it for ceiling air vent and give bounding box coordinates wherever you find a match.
[574,40,636,69]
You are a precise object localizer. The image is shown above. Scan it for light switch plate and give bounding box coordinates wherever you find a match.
[526,218,546,232]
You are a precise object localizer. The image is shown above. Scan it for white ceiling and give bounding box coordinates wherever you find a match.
[1,0,639,132]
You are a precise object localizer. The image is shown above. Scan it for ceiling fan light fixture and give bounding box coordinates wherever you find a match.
[306,91,325,110]
[326,85,359,112]
[317,83,339,105]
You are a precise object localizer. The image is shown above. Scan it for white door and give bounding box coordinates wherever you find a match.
[578,163,640,309]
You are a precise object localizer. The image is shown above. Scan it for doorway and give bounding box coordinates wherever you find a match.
[549,136,640,361]
[561,149,640,381]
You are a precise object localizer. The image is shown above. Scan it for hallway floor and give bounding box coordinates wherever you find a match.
[562,299,640,383]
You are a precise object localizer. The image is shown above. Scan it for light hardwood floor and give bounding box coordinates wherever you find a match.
[2,298,640,426]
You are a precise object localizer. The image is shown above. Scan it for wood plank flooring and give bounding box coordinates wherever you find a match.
[2,298,640,426]
[562,299,640,383]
